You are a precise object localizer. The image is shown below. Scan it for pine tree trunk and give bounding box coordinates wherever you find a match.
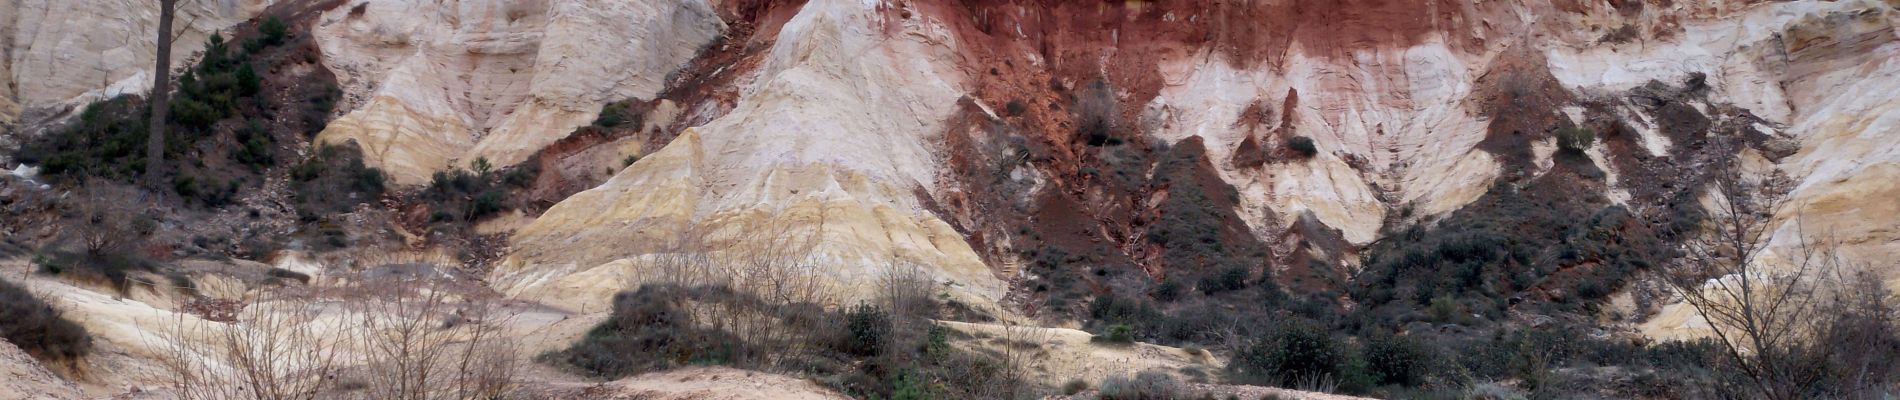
[146,0,178,185]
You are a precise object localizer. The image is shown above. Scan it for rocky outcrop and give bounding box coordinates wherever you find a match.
[1592,0,1900,339]
[493,0,1004,311]
[0,340,79,400]
[9,0,1896,349]
[312,0,724,183]
[0,0,270,129]
[486,0,1900,318]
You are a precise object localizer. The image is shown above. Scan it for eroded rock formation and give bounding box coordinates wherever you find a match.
[312,0,724,183]
[4,3,1899,392]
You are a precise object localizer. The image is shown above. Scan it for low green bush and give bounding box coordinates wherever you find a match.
[423,158,530,223]
[554,285,745,377]
[1097,324,1136,344]
[840,302,890,356]
[1287,136,1318,158]
[1360,334,1429,386]
[257,16,289,47]
[1197,266,1249,295]
[1231,322,1344,385]
[1555,127,1594,153]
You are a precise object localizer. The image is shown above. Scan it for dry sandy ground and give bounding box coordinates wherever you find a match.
[0,340,80,400]
[941,321,1372,400]
[517,366,849,400]
[1049,383,1377,400]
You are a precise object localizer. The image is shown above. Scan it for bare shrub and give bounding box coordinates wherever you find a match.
[350,279,519,400]
[877,261,938,323]
[991,321,1051,399]
[1099,370,1184,400]
[155,278,519,400]
[0,278,91,377]
[1661,161,1900,399]
[65,183,152,256]
[152,291,342,400]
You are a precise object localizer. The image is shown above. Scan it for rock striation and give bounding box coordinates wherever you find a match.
[0,0,271,129]
[312,0,724,184]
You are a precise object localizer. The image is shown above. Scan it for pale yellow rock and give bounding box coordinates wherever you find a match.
[494,0,1004,312]
[528,366,851,400]
[314,0,724,184]
[0,0,271,124]
[0,340,80,400]
[935,320,1219,388]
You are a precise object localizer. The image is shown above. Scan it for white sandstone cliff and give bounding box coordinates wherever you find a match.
[312,0,724,184]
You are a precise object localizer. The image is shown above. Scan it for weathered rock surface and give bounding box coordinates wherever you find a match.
[0,340,80,400]
[0,0,271,129]
[7,0,1899,355]
[1611,0,1900,339]
[493,0,1004,310]
[312,0,724,183]
[522,366,850,400]
[481,0,1900,320]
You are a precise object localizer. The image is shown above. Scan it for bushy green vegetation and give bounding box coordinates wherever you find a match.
[290,144,386,220]
[556,279,1036,400]
[555,285,748,376]
[841,302,891,357]
[1358,334,1428,387]
[20,18,313,212]
[1094,324,1136,344]
[1286,136,1318,158]
[231,122,274,170]
[245,16,289,53]
[1196,266,1249,295]
[173,33,262,131]
[1231,322,1344,385]
[422,158,534,223]
[1555,127,1594,153]
[591,99,645,129]
[25,97,152,181]
[1353,173,1664,320]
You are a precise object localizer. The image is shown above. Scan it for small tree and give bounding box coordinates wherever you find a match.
[840,302,890,357]
[146,0,182,185]
[258,16,289,46]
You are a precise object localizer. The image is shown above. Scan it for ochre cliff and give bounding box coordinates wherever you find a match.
[6,0,1898,347]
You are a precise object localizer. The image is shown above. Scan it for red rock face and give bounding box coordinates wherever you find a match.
[883,0,1745,307]
[501,0,1900,320]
